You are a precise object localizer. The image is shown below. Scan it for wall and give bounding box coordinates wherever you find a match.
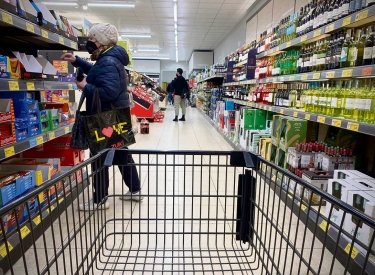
[160,60,188,86]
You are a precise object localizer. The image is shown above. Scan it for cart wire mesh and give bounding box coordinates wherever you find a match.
[0,149,375,275]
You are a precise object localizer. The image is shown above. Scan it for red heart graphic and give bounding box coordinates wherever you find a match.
[102,127,114,138]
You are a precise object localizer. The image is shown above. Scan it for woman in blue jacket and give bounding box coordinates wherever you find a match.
[61,23,142,211]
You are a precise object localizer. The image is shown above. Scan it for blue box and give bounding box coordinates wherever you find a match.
[30,123,41,137]
[14,119,31,141]
[17,171,36,196]
[225,101,235,111]
[0,183,16,206]
[14,102,40,126]
[0,92,35,104]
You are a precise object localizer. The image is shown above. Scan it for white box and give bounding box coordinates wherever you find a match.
[349,179,375,192]
[350,170,375,181]
[239,128,248,150]
[334,170,374,181]
[344,190,375,254]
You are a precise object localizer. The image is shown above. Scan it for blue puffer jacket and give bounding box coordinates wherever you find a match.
[72,45,130,114]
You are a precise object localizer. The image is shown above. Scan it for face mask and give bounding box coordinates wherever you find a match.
[86,40,98,54]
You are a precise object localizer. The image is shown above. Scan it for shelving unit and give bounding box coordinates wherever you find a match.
[197,74,225,84]
[0,79,77,92]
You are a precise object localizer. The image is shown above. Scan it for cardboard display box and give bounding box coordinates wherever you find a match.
[279,117,307,151]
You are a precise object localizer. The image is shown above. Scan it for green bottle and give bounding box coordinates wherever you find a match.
[343,80,356,119]
[340,29,352,68]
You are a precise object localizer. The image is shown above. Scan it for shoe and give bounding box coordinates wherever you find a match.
[173,116,178,122]
[179,116,185,121]
[119,191,144,201]
[78,200,109,211]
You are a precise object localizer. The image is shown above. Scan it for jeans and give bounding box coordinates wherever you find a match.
[168,92,174,104]
[92,149,140,204]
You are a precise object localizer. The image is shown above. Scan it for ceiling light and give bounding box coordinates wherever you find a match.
[88,3,135,8]
[82,5,88,10]
[42,2,78,6]
[175,30,177,35]
[133,57,170,60]
[175,35,178,45]
[138,49,160,52]
[176,49,179,62]
[120,34,151,38]
[174,23,177,29]
[174,3,177,23]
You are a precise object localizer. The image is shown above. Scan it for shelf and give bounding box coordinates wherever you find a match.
[0,124,73,162]
[197,95,208,101]
[234,60,248,68]
[197,74,225,84]
[198,107,375,275]
[0,9,78,50]
[257,5,375,59]
[223,64,375,87]
[223,98,375,136]
[0,79,77,92]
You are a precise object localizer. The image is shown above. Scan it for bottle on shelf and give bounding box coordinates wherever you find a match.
[334,31,345,69]
[343,80,356,119]
[348,29,361,67]
[340,29,352,68]
[356,27,367,66]
[363,25,374,65]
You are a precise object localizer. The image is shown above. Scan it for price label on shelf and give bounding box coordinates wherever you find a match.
[1,12,13,25]
[305,114,311,120]
[71,41,77,49]
[26,82,35,91]
[317,116,326,124]
[326,71,335,78]
[344,243,359,259]
[293,112,298,118]
[29,138,37,148]
[287,194,293,200]
[280,77,284,82]
[36,136,44,145]
[33,215,41,225]
[301,74,308,80]
[355,9,368,22]
[362,67,372,76]
[289,76,295,81]
[270,49,274,54]
[342,16,352,26]
[59,198,64,204]
[41,29,49,39]
[46,205,55,213]
[342,69,353,77]
[301,35,307,42]
[0,242,13,258]
[48,131,55,140]
[298,202,307,211]
[276,46,280,51]
[20,226,31,239]
[313,29,322,37]
[332,119,342,128]
[286,41,292,48]
[319,220,331,232]
[68,84,73,90]
[25,22,34,33]
[58,36,64,45]
[4,146,15,158]
[347,122,359,131]
[325,23,334,33]
[9,81,19,91]
[269,106,272,111]
[280,109,284,114]
[64,127,70,134]
[313,73,320,80]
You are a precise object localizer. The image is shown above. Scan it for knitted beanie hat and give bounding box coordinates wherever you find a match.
[89,23,118,46]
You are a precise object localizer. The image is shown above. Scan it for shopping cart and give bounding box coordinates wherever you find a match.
[0,149,375,274]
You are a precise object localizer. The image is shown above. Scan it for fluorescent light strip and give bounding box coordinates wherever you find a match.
[176,49,179,62]
[88,3,135,8]
[138,49,160,52]
[121,34,151,38]
[133,57,170,60]
[174,3,177,23]
[42,2,78,6]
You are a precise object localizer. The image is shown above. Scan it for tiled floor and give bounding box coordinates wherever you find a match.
[6,106,352,274]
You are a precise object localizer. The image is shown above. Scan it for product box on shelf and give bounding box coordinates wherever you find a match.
[233,110,241,144]
[334,170,374,181]
[0,180,16,207]
[225,101,235,111]
[0,171,36,197]
[0,122,16,147]
[344,190,375,254]
[40,91,69,103]
[14,101,40,125]
[241,108,256,130]
[271,115,282,146]
[279,118,307,151]
[276,148,287,169]
[0,99,15,124]
[248,130,270,153]
[301,171,333,206]
[287,147,314,170]
[0,91,35,104]
[254,109,266,130]
[321,155,356,171]
[259,138,271,160]
[325,127,358,150]
[239,128,249,150]
[14,119,30,142]
[0,204,24,235]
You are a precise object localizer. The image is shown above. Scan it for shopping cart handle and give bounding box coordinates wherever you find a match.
[243,151,256,169]
[103,149,115,167]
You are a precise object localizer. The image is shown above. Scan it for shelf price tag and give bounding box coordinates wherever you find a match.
[280,77,284,82]
[362,67,372,76]
[269,106,272,111]
[1,12,13,25]
[280,109,284,114]
[68,84,73,90]
[286,41,292,48]
[276,46,280,51]
[332,119,342,127]
[36,136,44,145]
[0,242,13,258]
[71,41,77,49]
[344,243,359,259]
[319,220,331,232]
[305,114,311,120]
[48,131,55,140]
[8,81,19,91]
[289,76,295,81]
[58,198,64,204]
[20,226,31,239]
[326,71,335,78]
[317,116,326,124]
[342,69,353,77]
[26,82,35,91]
[64,126,70,134]
[347,122,359,131]
[298,202,307,211]
[313,73,320,80]
[25,22,35,33]
[58,36,64,45]
[33,215,41,225]
[301,74,308,80]
[293,112,298,118]
[355,9,368,22]
[41,29,49,39]
[301,35,307,42]
[325,23,335,33]
[313,29,322,37]
[342,16,352,26]
[4,146,15,158]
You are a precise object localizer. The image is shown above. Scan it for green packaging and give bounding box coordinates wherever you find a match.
[279,117,307,151]
[254,109,266,130]
[271,115,283,146]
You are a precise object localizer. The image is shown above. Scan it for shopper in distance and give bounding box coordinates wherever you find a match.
[172,68,189,121]
[60,23,143,211]
[167,80,175,105]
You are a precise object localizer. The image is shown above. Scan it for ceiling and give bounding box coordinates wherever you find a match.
[38,0,257,61]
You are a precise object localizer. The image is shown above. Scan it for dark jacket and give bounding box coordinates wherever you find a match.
[172,75,189,96]
[72,45,130,114]
[167,82,174,94]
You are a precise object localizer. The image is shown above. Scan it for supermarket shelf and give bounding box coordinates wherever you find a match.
[223,64,375,87]
[0,170,89,274]
[257,5,375,59]
[197,95,208,101]
[0,124,73,161]
[197,74,225,84]
[0,79,77,91]
[0,9,78,50]
[234,60,248,68]
[198,106,375,274]
[223,98,375,136]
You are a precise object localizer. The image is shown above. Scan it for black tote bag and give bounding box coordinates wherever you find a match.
[70,92,89,150]
[83,89,136,155]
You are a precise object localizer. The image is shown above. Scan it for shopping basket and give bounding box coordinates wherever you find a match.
[0,149,375,274]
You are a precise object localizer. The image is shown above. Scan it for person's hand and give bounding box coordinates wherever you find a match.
[60,53,76,63]
[75,78,87,90]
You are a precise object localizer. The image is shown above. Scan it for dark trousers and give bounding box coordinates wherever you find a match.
[92,150,140,204]
[168,92,174,104]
